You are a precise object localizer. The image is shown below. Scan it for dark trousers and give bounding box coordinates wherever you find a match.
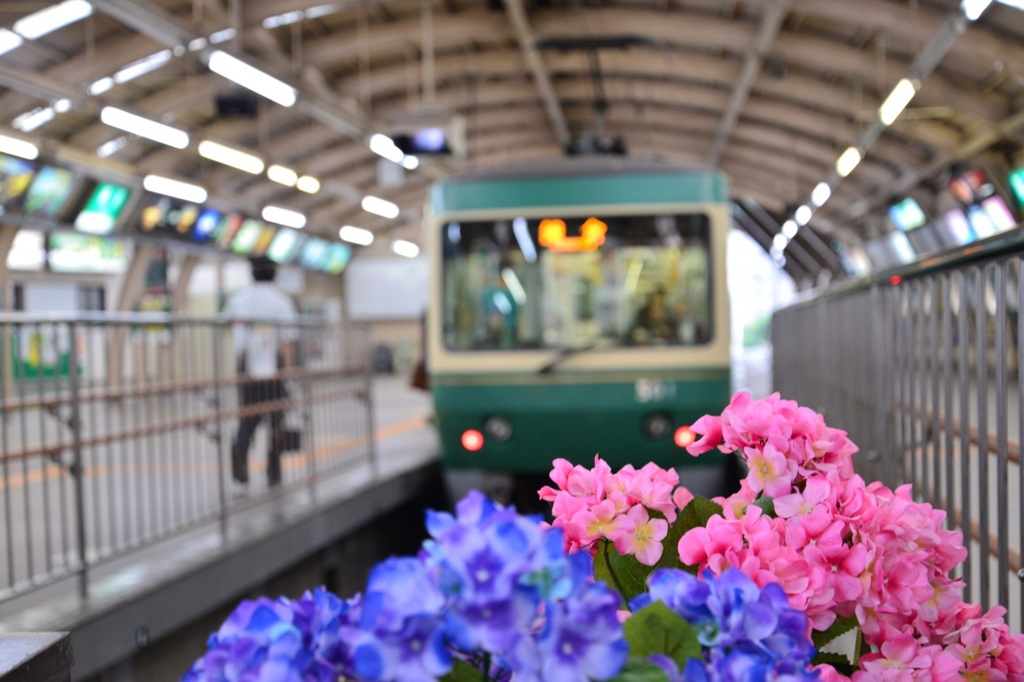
[231,376,288,486]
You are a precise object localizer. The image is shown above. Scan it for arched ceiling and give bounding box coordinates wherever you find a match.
[1,0,1023,284]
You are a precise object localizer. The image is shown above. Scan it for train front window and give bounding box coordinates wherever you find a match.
[441,213,712,351]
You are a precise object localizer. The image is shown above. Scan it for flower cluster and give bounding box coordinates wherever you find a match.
[633,568,819,682]
[541,391,1024,681]
[183,490,629,682]
[539,457,692,565]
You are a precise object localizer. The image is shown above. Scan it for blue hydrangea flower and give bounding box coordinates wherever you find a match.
[182,590,345,682]
[633,568,818,682]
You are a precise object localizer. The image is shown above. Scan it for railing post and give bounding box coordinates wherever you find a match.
[212,322,228,540]
[363,325,378,478]
[67,320,89,600]
[303,361,316,501]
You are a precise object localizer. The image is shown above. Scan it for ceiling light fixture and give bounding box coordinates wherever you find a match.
[810,182,831,207]
[12,107,55,132]
[296,175,320,193]
[198,140,265,174]
[114,49,173,85]
[0,132,39,160]
[100,106,190,149]
[143,174,207,203]
[0,29,24,56]
[782,220,799,239]
[794,204,813,226]
[339,225,374,245]
[207,50,297,108]
[267,164,298,187]
[962,0,994,20]
[835,147,863,178]
[391,239,420,258]
[13,0,93,40]
[262,205,306,229]
[401,155,420,170]
[88,77,114,96]
[369,133,404,163]
[878,78,919,126]
[361,195,400,219]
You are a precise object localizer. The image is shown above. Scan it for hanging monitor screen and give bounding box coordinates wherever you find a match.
[193,208,221,242]
[48,232,127,274]
[322,243,353,274]
[1009,167,1024,211]
[21,165,76,218]
[266,228,303,264]
[73,182,132,235]
[299,238,328,270]
[230,219,266,255]
[942,209,974,245]
[888,198,926,231]
[0,153,36,205]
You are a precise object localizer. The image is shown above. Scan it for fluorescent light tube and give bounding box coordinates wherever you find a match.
[296,175,320,193]
[144,174,207,203]
[369,133,404,163]
[401,155,419,170]
[794,204,812,226]
[391,239,419,258]
[0,132,39,160]
[88,77,114,96]
[208,50,297,108]
[198,140,264,174]
[14,0,93,40]
[362,195,399,219]
[13,107,55,132]
[878,78,919,126]
[0,28,24,56]
[835,147,862,178]
[267,164,298,186]
[811,182,831,207]
[100,106,189,149]
[339,225,374,245]
[208,28,236,44]
[262,205,306,229]
[962,0,994,19]
[53,98,71,113]
[772,233,789,251]
[114,49,172,85]
[782,220,798,239]
[96,136,127,158]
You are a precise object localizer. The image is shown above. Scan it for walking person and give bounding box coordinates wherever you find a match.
[224,256,299,490]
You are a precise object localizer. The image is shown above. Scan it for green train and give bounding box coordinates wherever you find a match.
[425,158,734,497]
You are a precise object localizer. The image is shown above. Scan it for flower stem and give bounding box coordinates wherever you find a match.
[602,541,628,602]
[481,652,491,682]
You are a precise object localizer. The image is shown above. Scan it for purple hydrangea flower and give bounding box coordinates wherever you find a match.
[182,589,347,682]
[633,568,819,682]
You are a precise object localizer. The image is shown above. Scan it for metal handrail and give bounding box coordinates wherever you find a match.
[0,315,376,604]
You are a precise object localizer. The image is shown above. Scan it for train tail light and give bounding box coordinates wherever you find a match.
[674,425,696,448]
[461,429,484,452]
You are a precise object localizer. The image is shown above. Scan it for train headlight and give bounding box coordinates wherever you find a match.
[642,413,672,438]
[461,429,484,452]
[483,415,513,443]
[674,425,696,448]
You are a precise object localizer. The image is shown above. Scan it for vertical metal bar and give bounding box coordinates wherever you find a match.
[976,267,990,610]
[943,274,955,526]
[34,323,52,574]
[304,326,318,501]
[900,285,912,484]
[1,322,14,589]
[929,277,941,507]
[67,321,88,599]
[363,324,378,477]
[959,272,972,602]
[85,323,107,559]
[211,322,228,541]
[1018,257,1024,622]
[993,262,1009,610]
[875,285,892,486]
[16,323,33,581]
[100,323,118,552]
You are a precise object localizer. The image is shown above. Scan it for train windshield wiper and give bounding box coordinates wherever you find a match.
[538,342,597,374]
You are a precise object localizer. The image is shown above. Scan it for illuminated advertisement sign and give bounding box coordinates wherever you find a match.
[74,182,131,235]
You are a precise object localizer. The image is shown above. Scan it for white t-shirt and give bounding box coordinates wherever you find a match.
[224,282,300,378]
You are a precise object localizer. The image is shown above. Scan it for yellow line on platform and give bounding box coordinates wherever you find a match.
[0,415,431,491]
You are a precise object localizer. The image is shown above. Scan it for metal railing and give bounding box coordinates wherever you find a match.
[0,313,374,603]
[773,232,1024,634]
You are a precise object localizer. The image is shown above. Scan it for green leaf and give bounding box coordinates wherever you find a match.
[752,495,775,517]
[812,614,860,651]
[811,652,857,677]
[594,540,653,602]
[438,658,483,682]
[623,601,702,671]
[607,658,672,682]
[666,496,723,574]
